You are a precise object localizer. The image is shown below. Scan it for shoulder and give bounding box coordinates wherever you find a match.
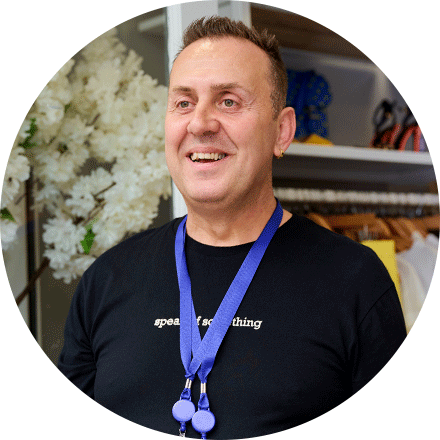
[276,213,394,299]
[280,213,386,263]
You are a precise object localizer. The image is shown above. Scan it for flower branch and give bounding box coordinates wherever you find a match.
[1,27,171,287]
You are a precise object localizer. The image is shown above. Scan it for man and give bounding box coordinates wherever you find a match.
[59,17,406,439]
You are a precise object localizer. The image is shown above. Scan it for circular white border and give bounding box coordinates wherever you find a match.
[1,1,438,439]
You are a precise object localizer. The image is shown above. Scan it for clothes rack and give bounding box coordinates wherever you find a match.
[274,186,439,333]
[274,187,439,218]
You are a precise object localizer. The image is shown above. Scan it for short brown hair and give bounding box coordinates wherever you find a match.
[177,16,287,118]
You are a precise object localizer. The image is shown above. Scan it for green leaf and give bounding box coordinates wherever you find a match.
[80,228,95,255]
[64,103,71,113]
[81,219,97,254]
[27,118,38,137]
[18,118,38,149]
[1,208,15,222]
[19,139,37,149]
[84,218,98,232]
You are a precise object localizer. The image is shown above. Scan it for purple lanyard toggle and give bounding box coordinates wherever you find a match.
[172,200,283,438]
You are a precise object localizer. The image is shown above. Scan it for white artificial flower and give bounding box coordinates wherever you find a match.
[5,146,31,183]
[36,100,65,127]
[85,59,122,100]
[0,219,19,250]
[34,183,64,214]
[42,216,85,254]
[34,183,62,202]
[88,129,121,162]
[72,254,96,272]
[33,121,91,184]
[145,150,169,182]
[65,168,113,217]
[5,27,169,283]
[51,267,76,284]
[35,83,71,128]
[58,114,94,144]
[51,254,96,284]
[44,248,73,270]
[18,119,33,140]
[1,147,30,208]
[98,96,125,126]
[92,219,125,249]
[104,170,143,205]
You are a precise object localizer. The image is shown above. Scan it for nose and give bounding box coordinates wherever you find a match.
[187,101,220,136]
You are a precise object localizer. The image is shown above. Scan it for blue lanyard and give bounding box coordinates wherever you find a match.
[172,200,283,438]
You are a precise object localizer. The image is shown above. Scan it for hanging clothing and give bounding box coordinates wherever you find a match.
[397,232,437,296]
[425,233,439,250]
[395,255,426,332]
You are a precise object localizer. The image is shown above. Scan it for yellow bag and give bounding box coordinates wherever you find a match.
[361,240,402,304]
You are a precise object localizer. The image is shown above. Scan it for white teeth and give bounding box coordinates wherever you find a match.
[190,152,227,162]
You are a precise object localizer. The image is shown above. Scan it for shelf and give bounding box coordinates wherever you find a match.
[285,144,433,165]
[273,143,436,188]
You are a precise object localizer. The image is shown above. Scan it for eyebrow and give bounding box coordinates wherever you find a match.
[170,86,193,94]
[171,82,252,95]
[211,82,242,91]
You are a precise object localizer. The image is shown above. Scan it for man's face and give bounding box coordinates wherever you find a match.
[165,37,280,209]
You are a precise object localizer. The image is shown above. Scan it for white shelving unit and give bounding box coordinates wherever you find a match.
[273,144,436,188]
[274,37,437,190]
[284,144,432,165]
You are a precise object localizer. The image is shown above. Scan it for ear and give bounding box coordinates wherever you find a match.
[273,107,296,157]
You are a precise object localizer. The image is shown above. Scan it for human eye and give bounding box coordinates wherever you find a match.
[220,97,238,109]
[178,100,191,109]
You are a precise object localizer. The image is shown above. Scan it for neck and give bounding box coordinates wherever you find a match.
[184,193,291,246]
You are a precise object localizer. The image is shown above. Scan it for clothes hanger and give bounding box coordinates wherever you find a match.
[419,214,440,231]
[331,214,413,251]
[324,213,378,229]
[343,229,358,241]
[396,217,428,238]
[383,218,411,239]
[412,218,429,235]
[392,237,414,253]
[305,213,333,231]
[383,218,414,252]
[371,218,393,239]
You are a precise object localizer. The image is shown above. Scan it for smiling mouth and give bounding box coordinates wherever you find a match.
[190,152,227,163]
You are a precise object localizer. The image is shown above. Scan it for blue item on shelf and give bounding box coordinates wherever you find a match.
[286,69,332,140]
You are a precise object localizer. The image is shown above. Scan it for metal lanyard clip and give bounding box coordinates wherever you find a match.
[179,428,186,437]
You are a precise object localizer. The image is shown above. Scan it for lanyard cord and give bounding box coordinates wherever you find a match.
[173,200,283,437]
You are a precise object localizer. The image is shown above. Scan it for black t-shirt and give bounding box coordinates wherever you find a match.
[58,213,406,439]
